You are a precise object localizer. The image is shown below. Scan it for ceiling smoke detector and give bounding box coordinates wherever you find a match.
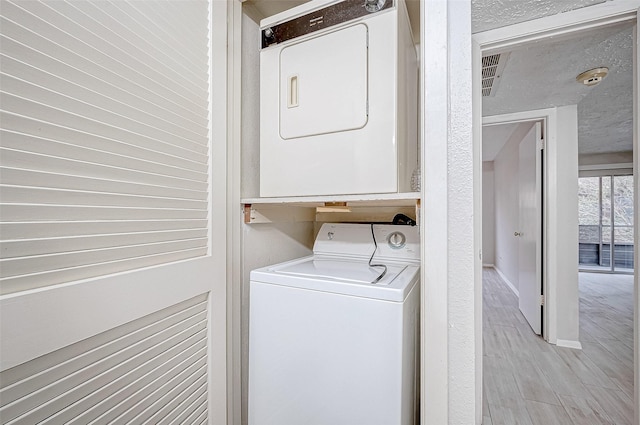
[576,67,609,86]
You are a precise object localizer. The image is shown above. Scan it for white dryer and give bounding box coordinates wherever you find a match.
[259,0,418,197]
[248,223,420,425]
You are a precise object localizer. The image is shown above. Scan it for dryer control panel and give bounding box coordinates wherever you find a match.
[261,0,394,48]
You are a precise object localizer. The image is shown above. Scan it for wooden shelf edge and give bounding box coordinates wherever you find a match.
[241,192,421,207]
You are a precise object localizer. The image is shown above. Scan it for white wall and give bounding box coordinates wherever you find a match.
[241,12,260,200]
[239,12,315,425]
[422,1,476,423]
[548,105,580,345]
[492,122,534,292]
[482,162,495,266]
[579,151,633,167]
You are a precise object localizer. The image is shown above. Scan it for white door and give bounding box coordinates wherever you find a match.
[517,122,543,334]
[0,1,228,422]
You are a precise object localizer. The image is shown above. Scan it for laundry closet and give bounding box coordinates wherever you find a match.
[236,0,423,423]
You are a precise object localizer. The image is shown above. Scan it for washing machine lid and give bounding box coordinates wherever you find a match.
[250,256,419,302]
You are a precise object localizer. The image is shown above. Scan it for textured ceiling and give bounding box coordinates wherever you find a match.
[471,0,608,33]
[244,0,610,38]
[483,23,634,155]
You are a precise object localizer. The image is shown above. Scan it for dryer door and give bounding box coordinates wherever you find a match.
[279,23,368,140]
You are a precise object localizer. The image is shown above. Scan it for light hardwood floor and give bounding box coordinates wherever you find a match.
[483,268,634,425]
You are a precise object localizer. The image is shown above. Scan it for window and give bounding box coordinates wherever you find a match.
[578,174,634,273]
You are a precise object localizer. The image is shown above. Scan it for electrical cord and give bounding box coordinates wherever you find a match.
[368,224,387,284]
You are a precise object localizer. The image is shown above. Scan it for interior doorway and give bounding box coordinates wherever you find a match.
[473,3,639,423]
[482,118,545,336]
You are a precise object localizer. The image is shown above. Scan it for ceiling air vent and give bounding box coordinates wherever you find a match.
[482,53,510,97]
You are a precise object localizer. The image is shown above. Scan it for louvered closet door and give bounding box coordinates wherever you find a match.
[0,1,228,424]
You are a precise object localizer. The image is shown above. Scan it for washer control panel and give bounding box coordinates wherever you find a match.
[314,223,419,261]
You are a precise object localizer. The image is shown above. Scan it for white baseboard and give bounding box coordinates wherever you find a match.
[492,266,519,297]
[555,339,583,350]
[482,263,495,268]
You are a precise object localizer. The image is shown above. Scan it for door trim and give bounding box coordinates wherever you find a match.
[483,111,550,341]
[474,0,639,55]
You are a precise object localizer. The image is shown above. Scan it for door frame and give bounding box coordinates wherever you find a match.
[472,2,639,423]
[483,112,550,340]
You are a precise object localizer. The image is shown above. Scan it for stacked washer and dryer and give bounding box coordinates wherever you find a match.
[249,0,419,424]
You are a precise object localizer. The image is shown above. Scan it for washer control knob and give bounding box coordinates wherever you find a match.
[264,27,275,39]
[364,0,386,13]
[387,231,406,249]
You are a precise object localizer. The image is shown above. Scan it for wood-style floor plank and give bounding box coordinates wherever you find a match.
[585,385,634,425]
[508,354,560,406]
[488,404,534,425]
[524,400,574,425]
[557,394,615,425]
[554,346,618,390]
[482,269,634,425]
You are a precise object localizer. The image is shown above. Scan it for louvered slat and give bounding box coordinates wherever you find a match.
[83,351,206,425]
[0,220,208,240]
[35,1,208,90]
[2,315,207,420]
[1,56,208,142]
[0,0,209,294]
[0,34,207,127]
[59,345,208,424]
[146,378,208,424]
[0,120,208,174]
[0,2,207,115]
[0,295,209,425]
[126,366,207,424]
[0,95,207,161]
[0,294,208,387]
[0,146,208,188]
[118,2,208,72]
[0,168,207,201]
[1,77,207,153]
[156,385,208,425]
[6,327,207,423]
[69,1,209,81]
[0,205,207,222]
[172,396,208,425]
[1,238,207,278]
[0,229,208,259]
[0,248,208,295]
[0,302,207,401]
[0,187,206,210]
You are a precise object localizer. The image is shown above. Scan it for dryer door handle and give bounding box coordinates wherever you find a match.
[288,75,299,108]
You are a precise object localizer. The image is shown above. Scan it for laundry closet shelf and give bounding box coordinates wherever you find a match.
[241,192,420,207]
[241,193,421,224]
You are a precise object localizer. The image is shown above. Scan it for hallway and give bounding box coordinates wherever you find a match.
[482,268,634,424]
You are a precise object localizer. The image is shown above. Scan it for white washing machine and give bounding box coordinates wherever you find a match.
[259,0,418,197]
[248,223,420,425]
